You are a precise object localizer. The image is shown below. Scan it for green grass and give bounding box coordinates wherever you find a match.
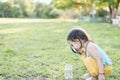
[0,19,120,80]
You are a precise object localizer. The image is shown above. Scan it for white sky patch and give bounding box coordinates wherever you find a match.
[30,0,52,4]
[0,0,52,4]
[0,0,8,2]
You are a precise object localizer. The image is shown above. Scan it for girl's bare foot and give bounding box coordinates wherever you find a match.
[81,73,92,79]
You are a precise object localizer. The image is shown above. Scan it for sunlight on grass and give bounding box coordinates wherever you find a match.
[0,18,77,24]
[0,28,28,34]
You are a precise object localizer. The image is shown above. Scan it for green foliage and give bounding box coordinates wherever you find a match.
[0,0,59,18]
[9,6,23,18]
[118,12,120,16]
[49,10,59,18]
[52,0,73,10]
[0,2,22,18]
[13,0,35,17]
[96,8,108,17]
[52,0,92,10]
[53,0,120,18]
[98,0,120,18]
[81,10,90,16]
[36,4,59,18]
[99,0,120,7]
[0,2,11,17]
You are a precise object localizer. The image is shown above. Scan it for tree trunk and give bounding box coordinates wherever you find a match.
[109,6,119,19]
[109,6,112,19]
[109,0,120,19]
[112,8,118,18]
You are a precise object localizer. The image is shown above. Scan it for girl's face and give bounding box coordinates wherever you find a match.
[68,39,82,54]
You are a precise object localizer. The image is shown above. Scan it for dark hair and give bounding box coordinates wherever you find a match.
[67,28,90,42]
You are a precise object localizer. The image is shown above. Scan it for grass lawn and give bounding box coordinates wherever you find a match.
[0,19,120,80]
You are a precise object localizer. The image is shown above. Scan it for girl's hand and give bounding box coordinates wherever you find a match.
[98,74,105,80]
[78,48,85,53]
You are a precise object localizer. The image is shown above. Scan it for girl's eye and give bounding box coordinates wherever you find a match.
[70,44,73,47]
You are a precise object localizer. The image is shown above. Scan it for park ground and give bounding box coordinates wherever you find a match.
[0,18,120,80]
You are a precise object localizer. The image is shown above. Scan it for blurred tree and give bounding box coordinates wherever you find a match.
[53,0,92,10]
[52,0,73,10]
[96,8,108,17]
[14,0,36,17]
[34,3,43,18]
[0,2,11,17]
[0,0,59,18]
[0,2,22,18]
[52,0,96,17]
[98,0,120,19]
[9,6,22,17]
[35,3,59,18]
[53,0,120,18]
[11,0,27,16]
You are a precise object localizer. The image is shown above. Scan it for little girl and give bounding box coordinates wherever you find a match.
[67,28,112,80]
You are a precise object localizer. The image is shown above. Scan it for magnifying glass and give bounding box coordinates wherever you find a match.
[70,45,78,54]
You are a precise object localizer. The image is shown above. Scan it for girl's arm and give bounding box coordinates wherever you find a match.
[87,43,104,74]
